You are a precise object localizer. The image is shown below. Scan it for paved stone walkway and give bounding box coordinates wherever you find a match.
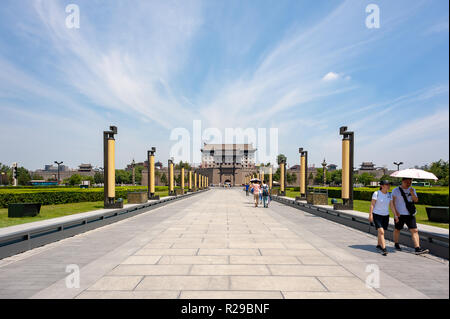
[0,188,448,299]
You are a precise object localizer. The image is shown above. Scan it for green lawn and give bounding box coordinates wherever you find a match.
[285,190,448,229]
[0,191,168,228]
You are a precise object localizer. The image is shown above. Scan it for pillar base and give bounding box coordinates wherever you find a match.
[148,194,160,200]
[280,191,286,196]
[295,195,306,201]
[104,201,124,209]
[333,203,353,210]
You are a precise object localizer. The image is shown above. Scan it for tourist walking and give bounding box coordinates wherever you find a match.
[392,178,429,255]
[261,181,270,208]
[245,183,249,196]
[369,180,394,256]
[251,182,261,207]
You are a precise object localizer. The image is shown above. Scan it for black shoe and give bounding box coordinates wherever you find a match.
[381,248,388,256]
[376,245,382,251]
[394,243,402,251]
[415,247,429,255]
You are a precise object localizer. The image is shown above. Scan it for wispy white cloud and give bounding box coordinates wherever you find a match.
[31,0,204,129]
[322,72,340,81]
[0,0,447,170]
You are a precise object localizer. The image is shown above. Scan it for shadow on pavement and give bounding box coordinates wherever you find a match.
[349,244,398,254]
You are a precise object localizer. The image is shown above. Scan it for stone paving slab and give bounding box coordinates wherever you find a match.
[179,290,284,299]
[0,188,448,299]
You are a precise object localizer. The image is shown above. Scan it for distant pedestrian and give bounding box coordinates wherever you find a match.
[251,182,261,207]
[392,178,429,255]
[261,181,270,208]
[245,183,249,196]
[369,180,394,256]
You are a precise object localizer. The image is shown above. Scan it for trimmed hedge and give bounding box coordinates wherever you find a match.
[0,186,170,208]
[312,187,448,206]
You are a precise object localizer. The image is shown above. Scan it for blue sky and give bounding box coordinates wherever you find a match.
[0,0,448,171]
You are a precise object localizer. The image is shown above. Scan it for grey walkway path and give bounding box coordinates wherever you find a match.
[279,196,448,239]
[0,188,448,299]
[0,198,170,236]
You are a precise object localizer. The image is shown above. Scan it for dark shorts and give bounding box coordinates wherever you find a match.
[395,215,417,230]
[373,213,389,230]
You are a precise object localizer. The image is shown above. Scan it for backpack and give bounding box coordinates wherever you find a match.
[397,187,416,216]
[262,185,269,196]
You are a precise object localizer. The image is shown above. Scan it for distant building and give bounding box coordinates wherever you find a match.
[78,164,93,172]
[33,163,98,183]
[327,164,338,171]
[198,143,257,185]
[359,162,376,170]
[43,164,68,171]
[288,165,319,186]
[126,160,163,171]
[355,162,395,179]
[201,143,256,168]
[125,161,145,171]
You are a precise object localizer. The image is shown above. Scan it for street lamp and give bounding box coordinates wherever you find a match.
[393,161,403,171]
[54,161,63,185]
[322,158,328,186]
[131,159,136,185]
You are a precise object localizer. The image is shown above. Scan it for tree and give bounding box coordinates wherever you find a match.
[160,173,167,186]
[427,159,449,186]
[314,168,332,185]
[0,163,10,174]
[356,172,375,186]
[65,174,82,186]
[308,172,314,185]
[330,169,342,185]
[115,169,131,184]
[287,172,297,185]
[94,172,104,184]
[0,163,10,185]
[273,168,280,182]
[175,161,191,170]
[82,175,95,184]
[17,167,31,185]
[277,154,287,165]
[134,165,145,184]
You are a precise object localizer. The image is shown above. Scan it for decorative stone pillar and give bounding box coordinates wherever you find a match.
[104,126,122,208]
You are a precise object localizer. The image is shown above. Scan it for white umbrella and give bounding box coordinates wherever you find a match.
[250,178,261,183]
[390,168,438,180]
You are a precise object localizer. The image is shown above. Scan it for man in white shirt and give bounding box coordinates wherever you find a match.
[392,178,429,255]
